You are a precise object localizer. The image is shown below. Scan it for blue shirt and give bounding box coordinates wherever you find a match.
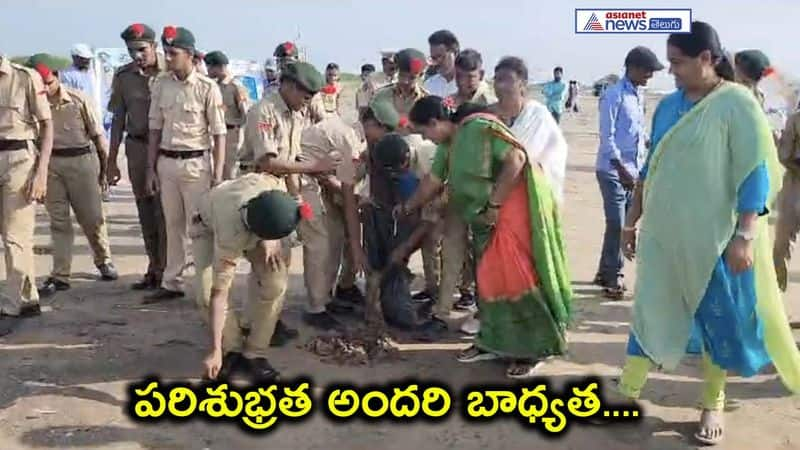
[595,77,647,177]
[59,65,99,101]
[542,80,567,114]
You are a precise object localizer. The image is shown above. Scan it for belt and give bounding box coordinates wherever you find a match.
[53,146,91,157]
[226,124,240,130]
[127,134,148,142]
[0,140,28,151]
[159,149,207,159]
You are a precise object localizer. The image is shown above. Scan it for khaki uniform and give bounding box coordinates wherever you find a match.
[365,72,396,104]
[190,173,288,358]
[320,83,342,116]
[372,82,428,116]
[775,111,800,291]
[46,86,112,282]
[108,60,167,280]
[296,117,364,313]
[436,83,497,308]
[0,57,51,315]
[218,75,248,180]
[148,69,226,292]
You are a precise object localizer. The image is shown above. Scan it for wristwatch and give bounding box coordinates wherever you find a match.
[735,228,756,241]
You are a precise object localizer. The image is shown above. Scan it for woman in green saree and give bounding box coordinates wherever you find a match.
[400,95,572,378]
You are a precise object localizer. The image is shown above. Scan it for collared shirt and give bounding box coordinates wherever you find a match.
[595,76,647,177]
[242,90,311,164]
[108,59,165,138]
[542,79,567,114]
[355,80,372,110]
[49,86,103,149]
[372,83,428,116]
[218,74,248,127]
[448,81,497,107]
[301,116,363,186]
[423,73,458,98]
[196,173,285,291]
[0,56,51,140]
[148,69,226,151]
[320,82,342,115]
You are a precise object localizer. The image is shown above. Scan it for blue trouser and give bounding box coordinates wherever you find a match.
[596,170,632,286]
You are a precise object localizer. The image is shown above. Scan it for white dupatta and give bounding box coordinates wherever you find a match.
[510,100,569,204]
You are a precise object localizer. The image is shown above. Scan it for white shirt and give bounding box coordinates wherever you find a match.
[423,73,457,98]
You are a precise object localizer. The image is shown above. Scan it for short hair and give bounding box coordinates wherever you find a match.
[554,66,564,73]
[455,49,483,72]
[326,62,339,71]
[495,56,529,82]
[428,29,460,53]
[361,64,376,73]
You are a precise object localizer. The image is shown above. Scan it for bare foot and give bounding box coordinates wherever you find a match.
[694,409,724,446]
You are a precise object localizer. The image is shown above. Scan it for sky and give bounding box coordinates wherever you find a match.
[3,0,800,89]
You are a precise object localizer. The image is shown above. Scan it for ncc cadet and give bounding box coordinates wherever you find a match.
[295,116,365,331]
[145,26,227,303]
[196,173,310,382]
[204,51,249,180]
[27,55,117,297]
[0,52,53,326]
[371,49,439,302]
[243,62,339,330]
[108,22,167,291]
[320,62,342,116]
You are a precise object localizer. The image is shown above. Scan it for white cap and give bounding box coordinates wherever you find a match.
[71,43,94,59]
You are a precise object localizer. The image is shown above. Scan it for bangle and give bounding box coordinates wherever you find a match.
[623,225,636,232]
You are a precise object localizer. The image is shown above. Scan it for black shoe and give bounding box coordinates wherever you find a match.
[18,303,42,318]
[143,288,184,304]
[326,298,355,315]
[38,278,70,298]
[216,352,245,380]
[303,311,344,332]
[453,292,476,312]
[414,317,448,342]
[270,320,299,347]
[334,285,365,304]
[411,290,433,302]
[243,357,281,384]
[131,274,160,291]
[97,262,119,281]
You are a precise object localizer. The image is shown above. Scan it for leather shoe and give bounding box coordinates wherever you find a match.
[243,357,280,384]
[270,320,298,347]
[98,262,119,281]
[38,278,70,298]
[143,288,184,304]
[216,352,244,380]
[131,274,160,291]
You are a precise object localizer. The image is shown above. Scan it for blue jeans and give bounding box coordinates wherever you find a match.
[596,170,632,286]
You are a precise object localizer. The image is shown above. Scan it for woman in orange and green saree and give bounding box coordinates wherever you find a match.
[400,95,572,378]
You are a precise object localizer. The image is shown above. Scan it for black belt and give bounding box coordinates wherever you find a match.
[127,134,148,142]
[0,140,28,151]
[53,146,91,157]
[226,124,240,130]
[160,149,206,159]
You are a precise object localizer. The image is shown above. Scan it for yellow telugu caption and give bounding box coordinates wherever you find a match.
[125,377,640,434]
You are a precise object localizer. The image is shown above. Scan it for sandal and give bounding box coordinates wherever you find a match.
[456,345,498,363]
[506,360,545,379]
[694,409,724,446]
[603,285,626,300]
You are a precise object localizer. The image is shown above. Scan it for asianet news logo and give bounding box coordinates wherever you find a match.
[575,9,692,34]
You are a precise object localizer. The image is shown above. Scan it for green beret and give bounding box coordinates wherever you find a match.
[204,51,229,67]
[120,23,156,43]
[25,53,71,75]
[245,190,307,240]
[161,26,195,52]
[373,133,411,170]
[281,62,324,93]
[274,42,299,59]
[395,48,427,75]
[367,99,400,130]
[735,49,771,81]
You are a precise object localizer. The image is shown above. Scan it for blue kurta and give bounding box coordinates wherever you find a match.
[627,89,772,376]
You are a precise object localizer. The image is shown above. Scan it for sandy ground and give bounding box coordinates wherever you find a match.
[1,90,799,450]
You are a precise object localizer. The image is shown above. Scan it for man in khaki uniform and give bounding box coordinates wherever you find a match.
[145,26,227,302]
[195,173,306,382]
[26,56,117,298]
[108,23,167,291]
[0,54,53,323]
[295,116,365,327]
[372,49,439,301]
[438,49,497,315]
[775,110,800,291]
[204,51,248,180]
